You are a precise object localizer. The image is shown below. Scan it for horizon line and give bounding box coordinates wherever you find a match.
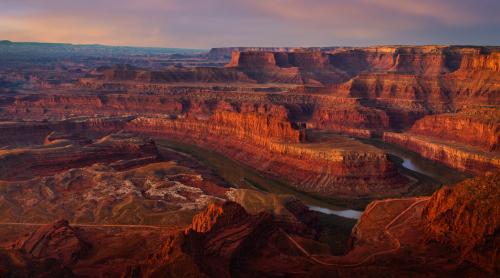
[1,39,499,50]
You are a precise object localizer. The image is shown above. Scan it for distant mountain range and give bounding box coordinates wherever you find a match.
[0,40,206,59]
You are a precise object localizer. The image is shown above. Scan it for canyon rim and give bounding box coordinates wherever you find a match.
[0,0,499,277]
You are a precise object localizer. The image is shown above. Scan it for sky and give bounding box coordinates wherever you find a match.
[0,0,499,48]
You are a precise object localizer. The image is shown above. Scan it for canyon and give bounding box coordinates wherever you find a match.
[132,174,499,277]
[0,43,498,277]
[2,175,496,277]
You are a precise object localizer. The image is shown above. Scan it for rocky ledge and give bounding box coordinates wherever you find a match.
[383,131,499,175]
[15,219,90,266]
[423,174,500,273]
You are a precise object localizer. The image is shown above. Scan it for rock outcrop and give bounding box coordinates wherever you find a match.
[410,108,500,152]
[422,174,500,273]
[383,131,500,175]
[136,177,500,277]
[189,201,249,233]
[0,132,159,180]
[134,201,320,277]
[1,91,392,137]
[97,64,255,83]
[3,46,498,192]
[0,43,498,277]
[380,106,499,175]
[1,98,407,197]
[76,45,500,132]
[0,147,226,226]
[126,116,406,197]
[0,117,127,146]
[15,219,90,266]
[208,47,296,59]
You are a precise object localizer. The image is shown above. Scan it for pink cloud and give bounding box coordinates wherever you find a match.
[0,0,498,47]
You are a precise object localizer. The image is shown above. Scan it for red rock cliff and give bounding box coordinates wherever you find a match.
[422,175,500,273]
[410,108,500,152]
[15,219,90,266]
[383,131,500,175]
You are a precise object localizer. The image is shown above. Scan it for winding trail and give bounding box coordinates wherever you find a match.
[1,197,430,267]
[281,197,430,268]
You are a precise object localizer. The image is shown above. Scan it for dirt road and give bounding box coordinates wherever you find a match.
[281,197,430,267]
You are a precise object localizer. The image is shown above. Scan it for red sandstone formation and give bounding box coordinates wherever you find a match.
[380,107,500,174]
[6,93,185,120]
[383,131,500,175]
[1,91,408,197]
[1,92,408,197]
[207,47,329,59]
[227,51,279,69]
[329,176,498,275]
[125,115,405,197]
[1,223,182,277]
[1,43,498,277]
[96,64,255,83]
[0,117,127,147]
[1,177,497,277]
[422,174,500,273]
[0,146,227,226]
[1,91,389,138]
[189,202,249,233]
[0,132,159,180]
[126,102,302,144]
[226,46,499,128]
[228,50,335,71]
[308,100,390,135]
[226,50,343,84]
[135,174,499,277]
[410,108,500,152]
[15,219,90,266]
[73,45,500,134]
[134,201,319,277]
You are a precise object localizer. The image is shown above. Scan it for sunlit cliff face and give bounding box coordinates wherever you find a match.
[1,0,499,47]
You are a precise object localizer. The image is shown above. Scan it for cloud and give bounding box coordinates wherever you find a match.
[0,0,498,47]
[362,0,500,26]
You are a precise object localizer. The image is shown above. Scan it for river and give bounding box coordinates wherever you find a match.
[357,138,470,186]
[156,136,469,220]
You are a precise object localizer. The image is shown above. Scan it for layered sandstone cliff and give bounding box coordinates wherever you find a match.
[0,117,127,146]
[1,91,391,137]
[382,107,499,175]
[0,132,159,180]
[134,201,320,277]
[383,131,499,175]
[0,91,408,197]
[126,101,302,145]
[2,45,498,196]
[126,116,405,197]
[0,136,227,225]
[6,93,184,119]
[135,177,500,277]
[337,176,499,275]
[308,101,389,136]
[96,64,255,83]
[410,108,500,152]
[73,45,500,131]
